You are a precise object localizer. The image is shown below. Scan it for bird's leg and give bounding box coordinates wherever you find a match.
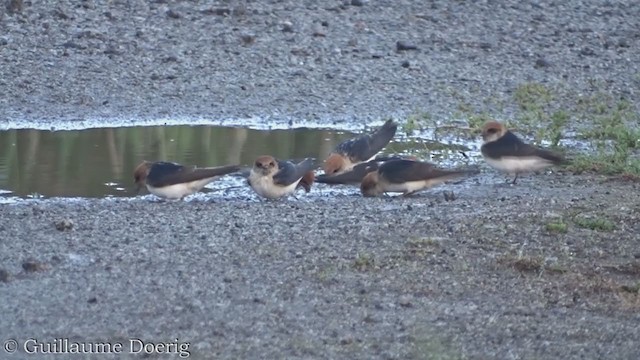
[402,191,416,198]
[212,185,245,192]
[512,173,519,185]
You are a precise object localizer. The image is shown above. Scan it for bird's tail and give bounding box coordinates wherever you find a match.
[440,165,481,181]
[198,164,243,178]
[229,166,252,179]
[295,158,317,192]
[534,147,567,165]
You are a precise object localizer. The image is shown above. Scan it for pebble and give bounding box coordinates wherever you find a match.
[166,9,182,19]
[0,268,10,282]
[22,260,48,273]
[535,58,552,68]
[55,219,74,231]
[396,41,418,51]
[281,21,294,33]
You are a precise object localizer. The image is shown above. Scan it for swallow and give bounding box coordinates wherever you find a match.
[323,119,398,176]
[248,156,316,199]
[480,121,565,184]
[133,161,241,200]
[360,159,478,197]
[316,155,417,186]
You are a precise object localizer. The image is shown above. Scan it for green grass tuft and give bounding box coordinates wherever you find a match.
[353,253,375,271]
[514,83,553,111]
[573,216,616,232]
[402,112,433,136]
[545,220,568,234]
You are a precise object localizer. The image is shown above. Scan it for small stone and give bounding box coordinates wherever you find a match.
[399,297,413,308]
[218,8,232,16]
[535,58,551,68]
[312,25,326,37]
[0,268,10,282]
[240,34,256,45]
[201,8,231,16]
[396,41,418,51]
[103,46,123,56]
[363,314,377,323]
[339,336,354,345]
[580,47,595,56]
[162,55,179,63]
[62,41,85,49]
[478,42,492,50]
[603,39,616,49]
[351,0,365,6]
[401,60,410,68]
[53,8,69,20]
[6,0,23,14]
[22,260,48,273]
[166,9,181,19]
[87,297,98,304]
[232,5,247,16]
[443,191,456,201]
[618,38,630,48]
[55,219,74,231]
[281,21,294,32]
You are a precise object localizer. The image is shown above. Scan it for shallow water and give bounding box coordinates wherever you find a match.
[0,124,477,200]
[0,125,351,198]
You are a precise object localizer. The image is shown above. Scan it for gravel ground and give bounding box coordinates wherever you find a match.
[2,1,640,359]
[1,0,639,126]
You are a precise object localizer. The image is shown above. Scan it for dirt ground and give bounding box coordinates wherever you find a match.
[1,1,640,359]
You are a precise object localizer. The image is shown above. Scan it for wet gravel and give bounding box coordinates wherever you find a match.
[2,1,640,359]
[1,174,640,359]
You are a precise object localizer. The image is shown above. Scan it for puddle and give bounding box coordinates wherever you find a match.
[0,124,477,199]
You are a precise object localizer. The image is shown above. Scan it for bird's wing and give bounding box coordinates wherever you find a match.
[378,159,458,183]
[148,162,240,187]
[335,120,397,162]
[273,158,316,187]
[315,161,379,185]
[482,131,563,163]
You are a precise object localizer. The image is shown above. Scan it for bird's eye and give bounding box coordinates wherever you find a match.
[487,128,497,134]
[269,162,275,166]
